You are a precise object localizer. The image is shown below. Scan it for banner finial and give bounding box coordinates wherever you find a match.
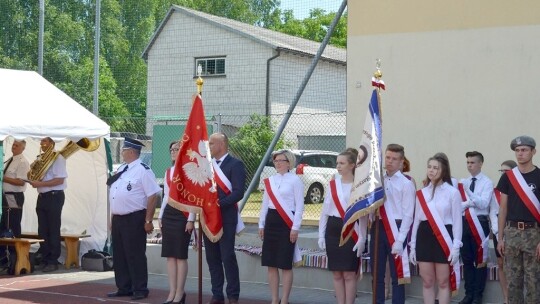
[196,64,204,94]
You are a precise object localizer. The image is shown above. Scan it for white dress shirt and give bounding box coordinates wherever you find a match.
[3,154,30,192]
[410,182,463,250]
[110,159,161,215]
[37,155,68,193]
[383,170,416,243]
[318,177,352,239]
[459,172,494,216]
[259,172,304,231]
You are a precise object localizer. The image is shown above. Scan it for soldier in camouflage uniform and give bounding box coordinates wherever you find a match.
[496,136,540,304]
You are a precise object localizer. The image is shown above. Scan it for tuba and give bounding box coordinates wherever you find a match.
[28,138,101,181]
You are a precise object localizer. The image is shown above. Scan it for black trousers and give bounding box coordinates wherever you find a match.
[1,192,24,237]
[460,215,490,299]
[111,210,149,295]
[203,220,239,301]
[36,190,64,264]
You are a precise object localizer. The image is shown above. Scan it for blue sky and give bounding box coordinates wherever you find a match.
[279,0,344,19]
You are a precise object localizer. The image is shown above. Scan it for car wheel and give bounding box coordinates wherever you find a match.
[306,183,324,204]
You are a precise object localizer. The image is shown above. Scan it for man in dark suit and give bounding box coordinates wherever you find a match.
[205,133,246,304]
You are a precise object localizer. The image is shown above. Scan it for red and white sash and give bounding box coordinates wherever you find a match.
[212,159,245,234]
[493,188,501,205]
[329,179,359,243]
[458,183,488,267]
[166,168,189,218]
[379,204,411,284]
[264,176,302,265]
[417,188,461,295]
[506,167,540,223]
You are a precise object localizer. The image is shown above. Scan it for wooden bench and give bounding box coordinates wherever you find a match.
[0,238,44,275]
[21,233,91,269]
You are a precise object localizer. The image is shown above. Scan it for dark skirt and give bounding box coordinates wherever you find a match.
[416,221,453,263]
[261,209,295,270]
[325,216,359,271]
[161,204,192,259]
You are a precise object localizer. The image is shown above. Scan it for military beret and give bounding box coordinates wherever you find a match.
[510,135,536,151]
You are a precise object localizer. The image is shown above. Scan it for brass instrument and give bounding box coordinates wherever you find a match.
[28,138,101,181]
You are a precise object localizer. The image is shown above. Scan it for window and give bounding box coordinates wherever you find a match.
[195,57,226,76]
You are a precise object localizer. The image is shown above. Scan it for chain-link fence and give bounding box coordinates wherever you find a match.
[1,0,347,223]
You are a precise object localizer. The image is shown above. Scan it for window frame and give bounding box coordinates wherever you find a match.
[194,56,226,77]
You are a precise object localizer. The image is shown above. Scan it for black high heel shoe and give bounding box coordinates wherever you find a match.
[172,292,186,304]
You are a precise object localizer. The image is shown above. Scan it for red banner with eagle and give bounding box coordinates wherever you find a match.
[168,94,223,242]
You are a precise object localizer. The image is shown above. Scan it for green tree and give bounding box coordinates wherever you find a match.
[229,114,287,186]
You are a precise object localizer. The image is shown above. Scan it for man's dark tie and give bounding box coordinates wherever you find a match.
[106,165,128,186]
[470,177,477,192]
[216,160,221,165]
[3,157,13,174]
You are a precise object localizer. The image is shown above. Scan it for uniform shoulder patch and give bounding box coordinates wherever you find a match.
[141,163,150,170]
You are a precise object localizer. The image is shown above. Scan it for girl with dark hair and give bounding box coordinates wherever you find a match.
[318,149,367,304]
[409,154,462,304]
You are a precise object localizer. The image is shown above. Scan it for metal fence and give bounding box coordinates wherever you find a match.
[1,0,348,222]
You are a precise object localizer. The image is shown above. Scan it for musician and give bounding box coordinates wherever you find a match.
[259,149,304,304]
[28,137,68,273]
[107,138,160,301]
[205,133,246,304]
[1,139,30,237]
[496,136,540,304]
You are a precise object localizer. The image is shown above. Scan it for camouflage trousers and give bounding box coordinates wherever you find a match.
[503,226,540,304]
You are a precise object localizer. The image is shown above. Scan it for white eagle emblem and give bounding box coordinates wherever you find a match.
[183,140,215,191]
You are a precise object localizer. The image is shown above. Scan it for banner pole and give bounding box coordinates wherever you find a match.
[198,216,203,304]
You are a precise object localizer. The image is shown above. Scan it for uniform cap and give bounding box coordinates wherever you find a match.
[510,135,536,151]
[123,137,145,151]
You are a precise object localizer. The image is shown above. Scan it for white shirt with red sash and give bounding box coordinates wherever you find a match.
[411,183,462,294]
[319,177,366,243]
[159,166,194,221]
[505,167,540,223]
[259,172,304,264]
[457,182,490,267]
[212,159,245,234]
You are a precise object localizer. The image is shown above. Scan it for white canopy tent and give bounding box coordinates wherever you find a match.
[0,68,110,258]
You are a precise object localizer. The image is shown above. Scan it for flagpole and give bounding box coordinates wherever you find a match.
[372,59,385,304]
[196,66,204,304]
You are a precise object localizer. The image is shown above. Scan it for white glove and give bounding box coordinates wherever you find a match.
[409,249,417,265]
[448,249,460,266]
[391,240,403,255]
[318,238,326,250]
[461,201,470,213]
[353,238,365,257]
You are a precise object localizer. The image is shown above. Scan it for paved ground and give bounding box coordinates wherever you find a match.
[0,268,446,304]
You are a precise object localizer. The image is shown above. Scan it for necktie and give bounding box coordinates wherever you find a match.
[216,160,221,166]
[469,177,477,192]
[106,165,128,186]
[3,157,13,174]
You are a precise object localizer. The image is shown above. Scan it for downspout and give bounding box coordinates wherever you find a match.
[265,49,281,116]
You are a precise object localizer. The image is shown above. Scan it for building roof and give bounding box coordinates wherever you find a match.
[142,5,346,64]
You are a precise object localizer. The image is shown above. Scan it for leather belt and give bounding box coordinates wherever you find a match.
[506,220,539,230]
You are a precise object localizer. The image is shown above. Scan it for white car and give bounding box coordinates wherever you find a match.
[258,150,338,204]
